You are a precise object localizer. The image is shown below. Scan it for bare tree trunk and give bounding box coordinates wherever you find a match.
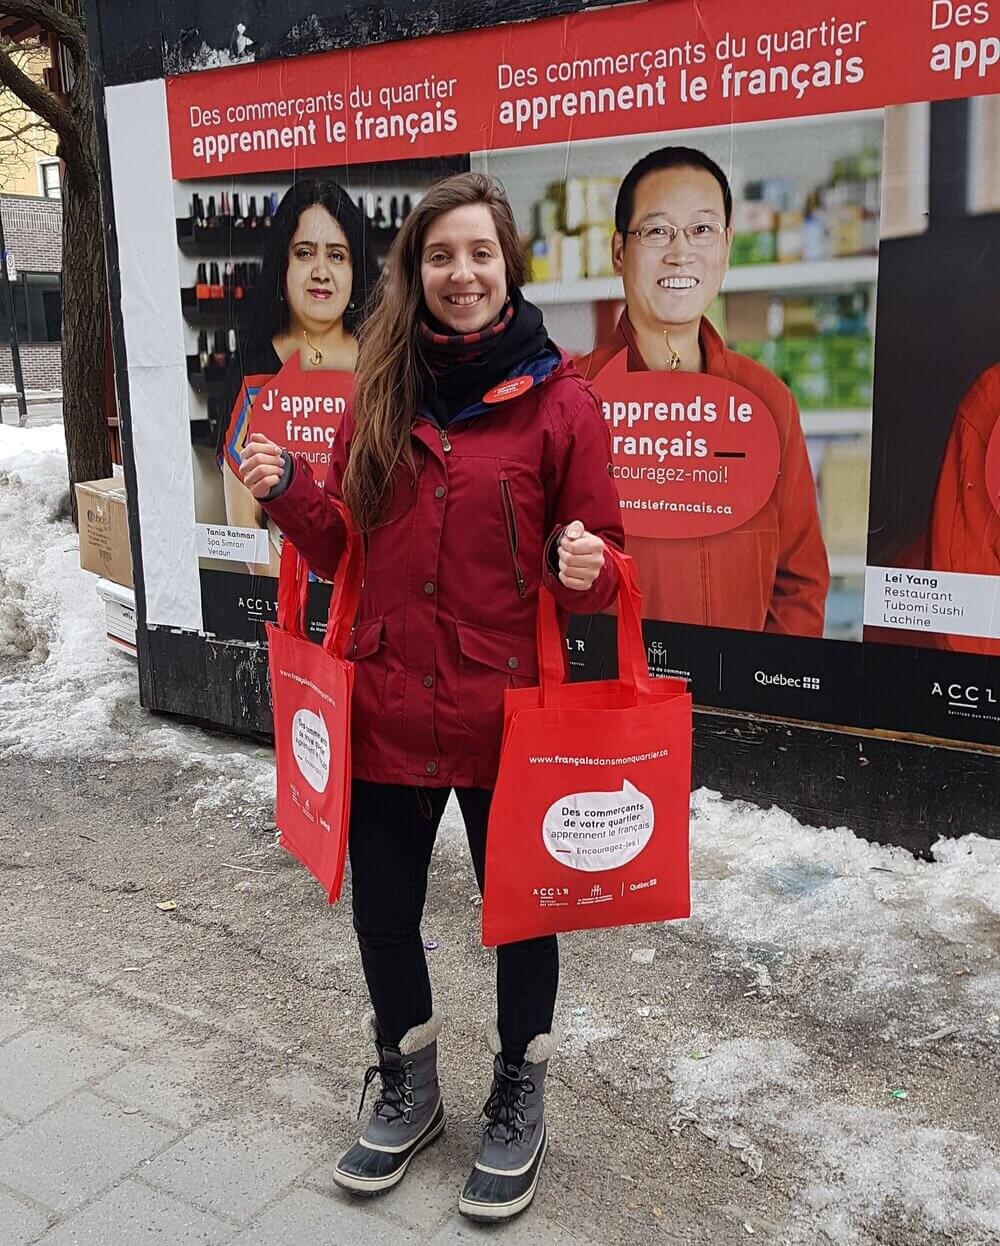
[56,27,110,524]
[0,2,113,522]
[60,160,109,519]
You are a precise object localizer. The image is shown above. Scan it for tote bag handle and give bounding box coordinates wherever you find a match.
[536,542,651,707]
[275,498,363,657]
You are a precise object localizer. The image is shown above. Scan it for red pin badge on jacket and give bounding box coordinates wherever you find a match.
[483,375,534,404]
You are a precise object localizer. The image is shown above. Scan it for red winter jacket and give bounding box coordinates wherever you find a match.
[262,350,624,788]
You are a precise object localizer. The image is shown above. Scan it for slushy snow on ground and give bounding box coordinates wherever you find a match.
[0,423,275,815]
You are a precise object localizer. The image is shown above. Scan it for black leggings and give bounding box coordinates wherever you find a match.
[348,780,559,1065]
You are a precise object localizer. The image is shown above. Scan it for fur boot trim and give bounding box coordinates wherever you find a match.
[487,1022,561,1065]
[363,1010,444,1055]
[525,1028,560,1064]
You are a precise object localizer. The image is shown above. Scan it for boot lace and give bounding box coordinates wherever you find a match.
[357,1058,415,1124]
[482,1065,535,1145]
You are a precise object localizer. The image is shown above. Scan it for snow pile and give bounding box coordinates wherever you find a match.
[668,1037,1000,1244]
[0,424,129,756]
[661,796,1000,1242]
[0,425,274,810]
[689,788,1000,1005]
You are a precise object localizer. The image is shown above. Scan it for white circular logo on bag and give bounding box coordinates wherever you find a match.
[542,780,654,872]
[292,708,330,793]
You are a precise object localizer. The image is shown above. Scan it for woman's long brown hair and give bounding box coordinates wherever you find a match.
[342,172,527,532]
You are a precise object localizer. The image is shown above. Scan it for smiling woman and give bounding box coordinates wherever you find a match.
[419,205,511,333]
[238,171,625,1221]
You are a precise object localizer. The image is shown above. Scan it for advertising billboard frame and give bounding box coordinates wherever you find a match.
[84,0,1000,851]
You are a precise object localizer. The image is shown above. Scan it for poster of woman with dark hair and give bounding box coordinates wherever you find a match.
[216,178,379,575]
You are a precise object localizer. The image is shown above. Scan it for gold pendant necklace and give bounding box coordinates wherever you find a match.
[663,331,681,372]
[302,329,323,366]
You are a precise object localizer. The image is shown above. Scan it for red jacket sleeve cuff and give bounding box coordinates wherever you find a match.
[260,453,308,528]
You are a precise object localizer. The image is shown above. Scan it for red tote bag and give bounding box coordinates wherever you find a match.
[482,547,692,946]
[266,505,362,903]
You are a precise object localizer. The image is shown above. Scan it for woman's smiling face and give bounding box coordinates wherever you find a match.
[284,204,353,332]
[420,203,508,334]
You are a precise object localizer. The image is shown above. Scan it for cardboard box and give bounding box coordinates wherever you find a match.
[96,577,137,656]
[76,478,133,589]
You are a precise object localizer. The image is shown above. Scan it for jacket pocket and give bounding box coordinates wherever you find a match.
[348,616,388,713]
[703,528,780,631]
[349,616,385,659]
[456,620,538,735]
[499,473,527,599]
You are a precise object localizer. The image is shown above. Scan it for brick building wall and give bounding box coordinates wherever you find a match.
[0,193,62,392]
[2,194,61,272]
[0,342,61,388]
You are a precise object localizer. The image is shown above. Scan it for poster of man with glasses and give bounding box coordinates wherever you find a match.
[578,146,830,637]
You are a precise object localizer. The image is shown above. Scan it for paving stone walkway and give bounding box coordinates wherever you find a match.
[1,956,592,1246]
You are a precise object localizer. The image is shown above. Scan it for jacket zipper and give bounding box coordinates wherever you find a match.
[499,473,527,599]
[439,427,452,453]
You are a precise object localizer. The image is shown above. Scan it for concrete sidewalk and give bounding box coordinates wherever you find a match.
[0,949,590,1246]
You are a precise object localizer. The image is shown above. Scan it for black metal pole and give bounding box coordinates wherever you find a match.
[0,200,29,425]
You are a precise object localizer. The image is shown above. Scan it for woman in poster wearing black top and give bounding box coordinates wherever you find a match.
[216,178,378,573]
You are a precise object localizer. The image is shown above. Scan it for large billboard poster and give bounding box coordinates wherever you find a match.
[132,0,998,745]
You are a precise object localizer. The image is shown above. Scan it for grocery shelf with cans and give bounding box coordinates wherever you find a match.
[522,255,879,306]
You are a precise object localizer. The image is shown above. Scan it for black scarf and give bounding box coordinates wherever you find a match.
[419,289,548,424]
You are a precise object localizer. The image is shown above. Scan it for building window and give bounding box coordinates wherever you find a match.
[38,159,61,200]
[0,273,62,344]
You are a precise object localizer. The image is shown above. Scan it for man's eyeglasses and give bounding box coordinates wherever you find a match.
[623,221,726,249]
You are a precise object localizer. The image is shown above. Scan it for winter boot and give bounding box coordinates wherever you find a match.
[333,1012,445,1195]
[458,1026,556,1222]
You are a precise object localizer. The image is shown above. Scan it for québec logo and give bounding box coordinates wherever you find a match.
[755,670,821,690]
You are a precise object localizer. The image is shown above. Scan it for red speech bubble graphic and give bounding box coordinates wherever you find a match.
[593,350,782,539]
[987,419,1000,521]
[247,352,353,486]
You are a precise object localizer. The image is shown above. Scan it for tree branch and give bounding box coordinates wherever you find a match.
[0,2,87,58]
[0,118,46,138]
[0,42,74,139]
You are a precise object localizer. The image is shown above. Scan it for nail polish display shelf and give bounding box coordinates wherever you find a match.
[176,217,268,250]
[186,356,230,389]
[179,288,251,325]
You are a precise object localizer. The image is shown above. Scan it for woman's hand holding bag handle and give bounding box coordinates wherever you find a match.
[537,544,651,709]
